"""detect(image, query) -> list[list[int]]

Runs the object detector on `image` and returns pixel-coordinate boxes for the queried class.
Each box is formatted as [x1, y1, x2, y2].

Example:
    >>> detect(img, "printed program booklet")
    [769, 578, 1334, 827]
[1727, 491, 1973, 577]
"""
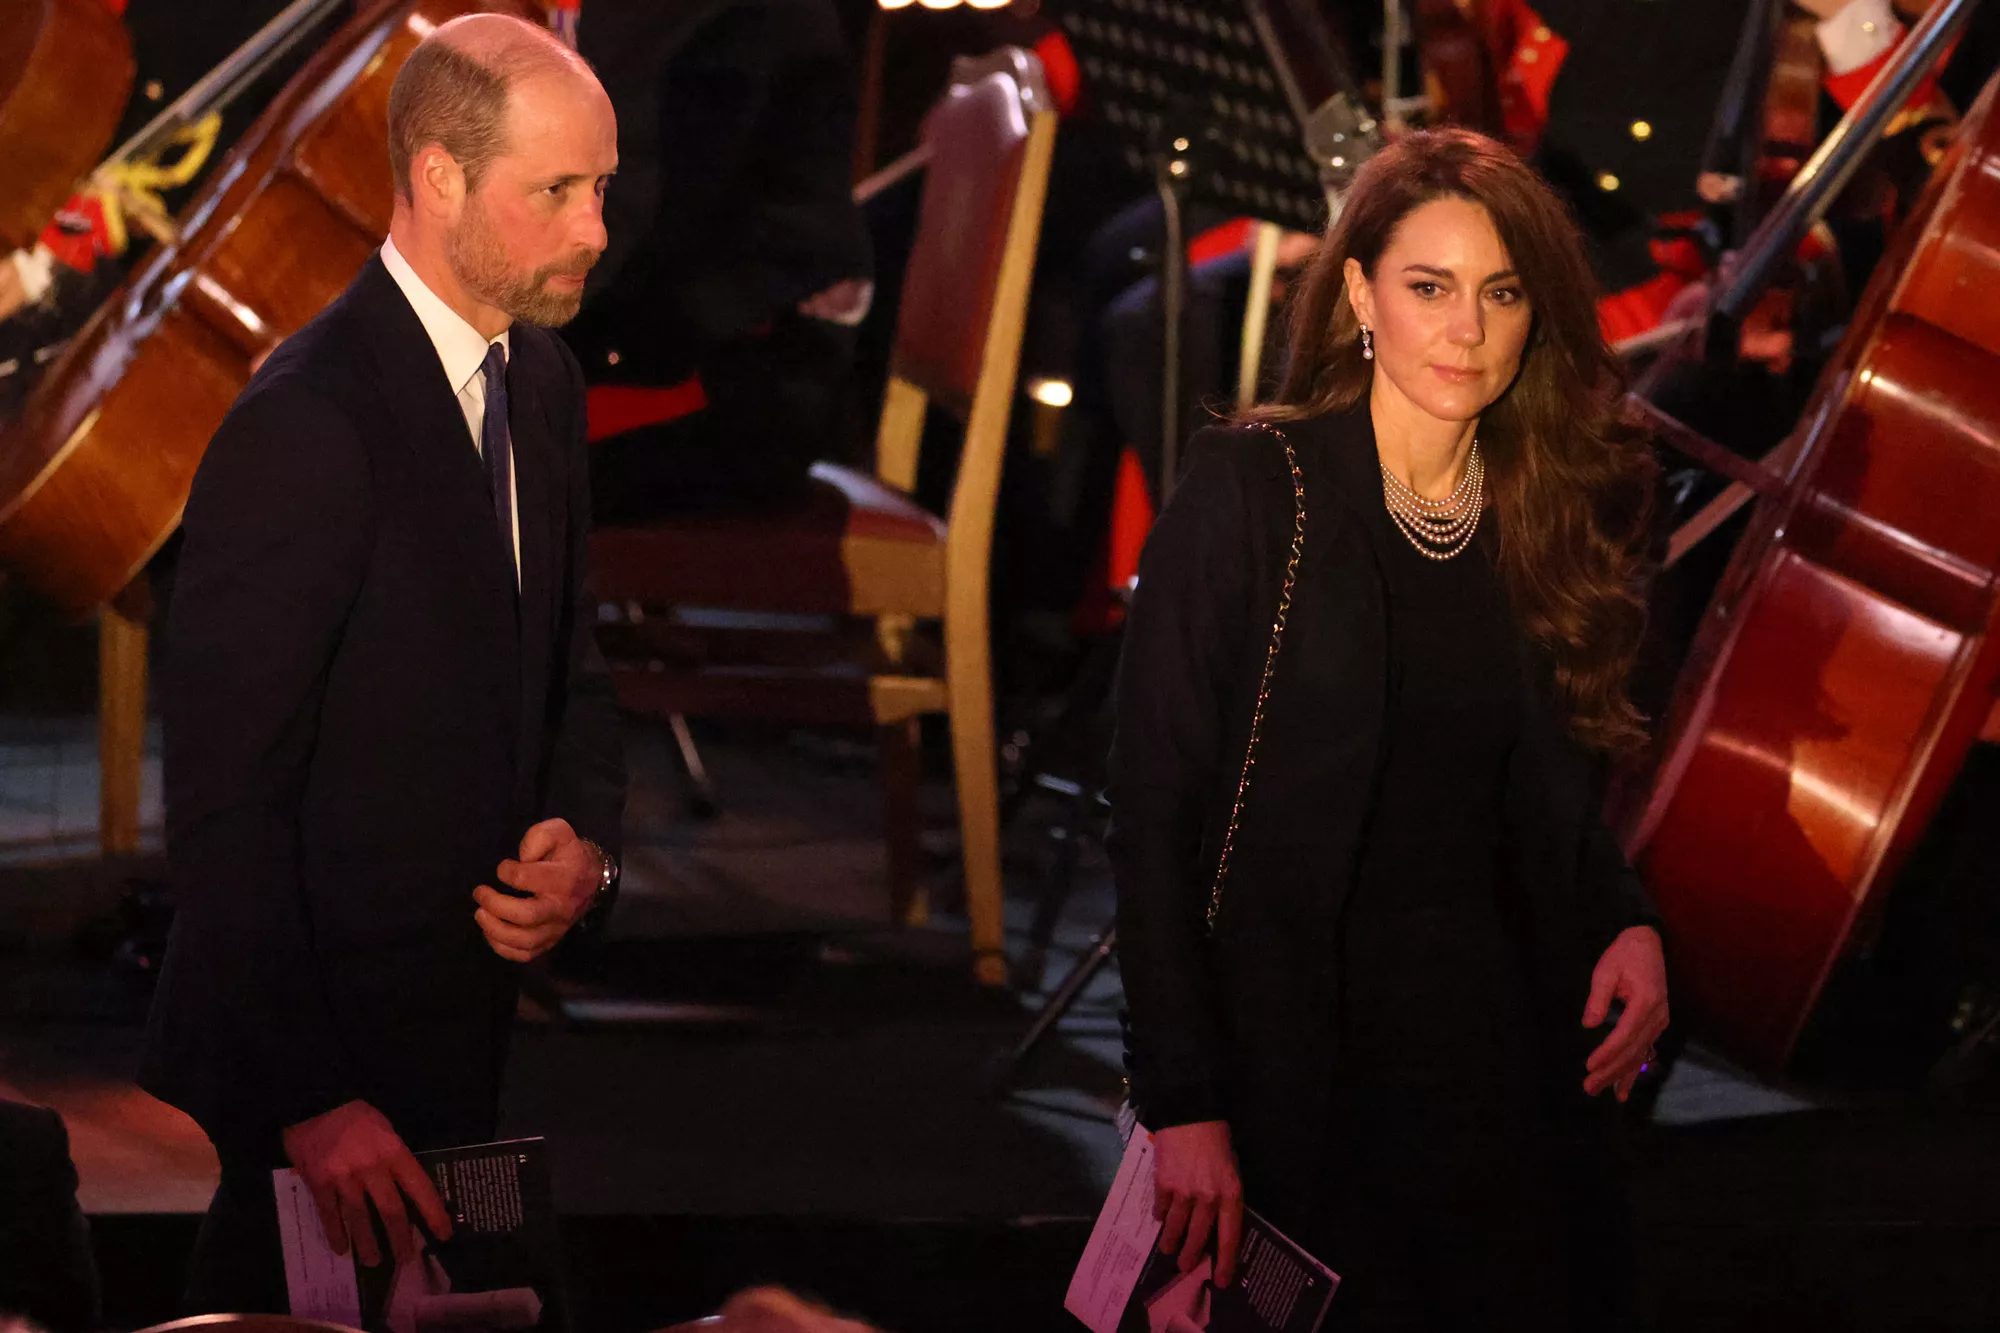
[276, 1137, 569, 1333]
[1066, 1121, 1339, 1333]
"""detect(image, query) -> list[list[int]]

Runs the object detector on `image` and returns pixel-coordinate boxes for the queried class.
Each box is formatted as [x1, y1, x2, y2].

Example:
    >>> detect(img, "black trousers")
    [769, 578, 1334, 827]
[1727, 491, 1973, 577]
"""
[184, 1161, 291, 1316]
[1285, 1079, 1634, 1333]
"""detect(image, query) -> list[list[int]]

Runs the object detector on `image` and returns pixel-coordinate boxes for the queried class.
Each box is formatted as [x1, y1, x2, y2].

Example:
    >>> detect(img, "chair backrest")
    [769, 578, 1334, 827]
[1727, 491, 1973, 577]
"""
[889, 49, 1053, 416]
[872, 47, 1055, 592]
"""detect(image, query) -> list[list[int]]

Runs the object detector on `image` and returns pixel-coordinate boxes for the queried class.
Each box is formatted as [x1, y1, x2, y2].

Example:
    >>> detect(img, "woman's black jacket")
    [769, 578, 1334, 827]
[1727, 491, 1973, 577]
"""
[1106, 407, 1657, 1204]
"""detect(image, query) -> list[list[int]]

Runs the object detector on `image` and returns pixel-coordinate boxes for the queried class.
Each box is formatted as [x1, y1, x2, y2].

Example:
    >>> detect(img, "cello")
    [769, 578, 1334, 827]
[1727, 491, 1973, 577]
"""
[0, 0, 133, 255]
[1624, 40, 2000, 1072]
[0, 0, 538, 617]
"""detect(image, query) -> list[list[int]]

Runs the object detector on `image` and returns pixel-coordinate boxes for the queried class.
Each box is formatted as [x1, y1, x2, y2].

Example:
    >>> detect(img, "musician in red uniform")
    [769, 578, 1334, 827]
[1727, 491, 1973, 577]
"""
[2, 0, 328, 412]
[559, 0, 873, 520]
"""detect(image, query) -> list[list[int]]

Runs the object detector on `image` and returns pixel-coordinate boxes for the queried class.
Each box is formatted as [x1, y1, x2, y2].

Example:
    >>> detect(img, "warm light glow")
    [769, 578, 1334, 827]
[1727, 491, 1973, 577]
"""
[917, 0, 959, 8]
[876, 0, 916, 8]
[1630, 119, 1653, 141]
[1028, 378, 1074, 408]
[968, 0, 1012, 7]
[1596, 172, 1621, 192]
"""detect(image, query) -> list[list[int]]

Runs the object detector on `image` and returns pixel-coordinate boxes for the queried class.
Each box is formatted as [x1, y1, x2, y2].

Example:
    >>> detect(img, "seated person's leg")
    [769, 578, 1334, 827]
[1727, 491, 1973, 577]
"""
[1101, 252, 1253, 504]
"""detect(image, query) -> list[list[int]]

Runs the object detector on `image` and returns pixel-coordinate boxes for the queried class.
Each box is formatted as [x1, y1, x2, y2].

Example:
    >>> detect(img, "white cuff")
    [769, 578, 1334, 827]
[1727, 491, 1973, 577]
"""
[1815, 0, 1902, 76]
[797, 277, 874, 328]
[8, 244, 55, 304]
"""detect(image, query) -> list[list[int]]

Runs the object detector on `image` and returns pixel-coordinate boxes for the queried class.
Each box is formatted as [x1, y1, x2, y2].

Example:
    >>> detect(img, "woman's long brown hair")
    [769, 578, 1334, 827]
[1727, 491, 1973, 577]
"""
[1259, 128, 1657, 751]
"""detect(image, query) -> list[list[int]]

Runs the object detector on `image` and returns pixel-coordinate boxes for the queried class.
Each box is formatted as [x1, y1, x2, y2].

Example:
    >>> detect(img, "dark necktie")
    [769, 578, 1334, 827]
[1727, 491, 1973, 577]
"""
[479, 342, 515, 573]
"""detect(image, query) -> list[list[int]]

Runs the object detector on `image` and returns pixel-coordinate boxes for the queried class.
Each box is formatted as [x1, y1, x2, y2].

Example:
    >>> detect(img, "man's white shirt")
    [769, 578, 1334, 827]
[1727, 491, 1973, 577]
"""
[380, 235, 522, 585]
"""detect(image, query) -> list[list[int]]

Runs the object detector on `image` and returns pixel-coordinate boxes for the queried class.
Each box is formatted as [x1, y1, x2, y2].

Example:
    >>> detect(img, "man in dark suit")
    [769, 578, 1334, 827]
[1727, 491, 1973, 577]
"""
[560, 0, 873, 520]
[140, 13, 625, 1312]
[0, 1100, 99, 1333]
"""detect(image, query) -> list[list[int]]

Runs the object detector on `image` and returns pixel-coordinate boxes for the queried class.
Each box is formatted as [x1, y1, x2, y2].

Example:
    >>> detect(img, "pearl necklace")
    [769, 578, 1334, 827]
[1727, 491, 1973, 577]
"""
[1379, 442, 1484, 560]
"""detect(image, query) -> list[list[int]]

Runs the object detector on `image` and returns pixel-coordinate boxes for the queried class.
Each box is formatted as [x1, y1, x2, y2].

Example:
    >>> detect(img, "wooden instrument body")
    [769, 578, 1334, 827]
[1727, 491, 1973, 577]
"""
[1627, 73, 2000, 1071]
[0, 0, 134, 252]
[0, 0, 533, 615]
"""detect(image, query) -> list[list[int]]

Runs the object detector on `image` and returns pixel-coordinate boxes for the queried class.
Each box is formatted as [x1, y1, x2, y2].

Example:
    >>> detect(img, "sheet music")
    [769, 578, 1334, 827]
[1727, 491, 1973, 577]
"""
[275, 1167, 364, 1328]
[1065, 1128, 1165, 1333]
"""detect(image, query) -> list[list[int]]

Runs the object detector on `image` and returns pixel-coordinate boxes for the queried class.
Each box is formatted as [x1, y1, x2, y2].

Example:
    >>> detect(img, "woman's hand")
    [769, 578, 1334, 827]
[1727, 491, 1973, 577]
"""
[1152, 1120, 1245, 1286]
[1582, 925, 1670, 1101]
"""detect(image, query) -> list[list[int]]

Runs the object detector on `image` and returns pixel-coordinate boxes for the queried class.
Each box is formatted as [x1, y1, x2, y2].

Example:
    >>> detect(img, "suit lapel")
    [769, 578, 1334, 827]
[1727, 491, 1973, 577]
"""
[346, 258, 577, 824]
[351, 256, 522, 632]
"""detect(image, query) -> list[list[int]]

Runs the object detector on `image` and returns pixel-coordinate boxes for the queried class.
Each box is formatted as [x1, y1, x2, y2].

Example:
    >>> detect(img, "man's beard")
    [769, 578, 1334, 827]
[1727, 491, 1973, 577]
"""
[447, 198, 595, 327]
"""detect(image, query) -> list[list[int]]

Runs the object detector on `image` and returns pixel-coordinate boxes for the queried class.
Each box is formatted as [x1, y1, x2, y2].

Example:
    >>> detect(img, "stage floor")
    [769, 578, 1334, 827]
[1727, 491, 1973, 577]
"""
[0, 632, 1995, 1329]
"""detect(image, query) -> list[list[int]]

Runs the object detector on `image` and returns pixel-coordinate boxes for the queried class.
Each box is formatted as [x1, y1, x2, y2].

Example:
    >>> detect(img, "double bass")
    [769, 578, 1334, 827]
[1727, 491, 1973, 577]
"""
[1625, 55, 2000, 1072]
[0, 0, 537, 616]
[0, 0, 133, 254]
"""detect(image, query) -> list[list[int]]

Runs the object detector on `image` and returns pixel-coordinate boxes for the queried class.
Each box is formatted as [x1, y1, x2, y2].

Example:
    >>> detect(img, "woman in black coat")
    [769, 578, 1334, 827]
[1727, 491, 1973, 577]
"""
[1108, 129, 1670, 1332]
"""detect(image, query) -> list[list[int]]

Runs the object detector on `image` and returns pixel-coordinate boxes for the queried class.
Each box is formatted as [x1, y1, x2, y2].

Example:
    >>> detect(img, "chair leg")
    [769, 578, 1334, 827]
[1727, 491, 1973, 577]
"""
[881, 718, 927, 927]
[946, 632, 1007, 987]
[99, 599, 148, 858]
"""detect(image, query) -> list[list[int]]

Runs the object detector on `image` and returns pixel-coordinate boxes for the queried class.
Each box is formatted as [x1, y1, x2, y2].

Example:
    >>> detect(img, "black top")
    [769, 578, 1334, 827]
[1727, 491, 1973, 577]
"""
[1107, 409, 1657, 1220]
[1340, 509, 1536, 1089]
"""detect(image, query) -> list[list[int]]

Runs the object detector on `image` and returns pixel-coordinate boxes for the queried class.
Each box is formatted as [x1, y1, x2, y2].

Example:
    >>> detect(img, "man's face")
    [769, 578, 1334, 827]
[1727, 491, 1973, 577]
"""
[446, 70, 617, 327]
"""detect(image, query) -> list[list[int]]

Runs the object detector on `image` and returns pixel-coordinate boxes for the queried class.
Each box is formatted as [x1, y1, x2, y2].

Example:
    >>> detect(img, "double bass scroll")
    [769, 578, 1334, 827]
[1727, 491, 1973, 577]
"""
[0, 0, 538, 617]
[0, 0, 134, 254]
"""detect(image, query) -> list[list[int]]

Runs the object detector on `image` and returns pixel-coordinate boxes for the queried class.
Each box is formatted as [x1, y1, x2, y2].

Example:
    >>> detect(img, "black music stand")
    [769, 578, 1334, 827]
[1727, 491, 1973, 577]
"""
[997, 2, 1381, 1089]
[1055, 0, 1378, 496]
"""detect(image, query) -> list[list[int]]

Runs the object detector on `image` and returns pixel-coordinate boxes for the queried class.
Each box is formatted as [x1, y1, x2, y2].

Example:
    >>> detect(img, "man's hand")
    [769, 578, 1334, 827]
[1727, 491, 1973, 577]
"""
[472, 817, 600, 962]
[281, 1101, 453, 1267]
[1152, 1120, 1246, 1288]
[1582, 926, 1671, 1101]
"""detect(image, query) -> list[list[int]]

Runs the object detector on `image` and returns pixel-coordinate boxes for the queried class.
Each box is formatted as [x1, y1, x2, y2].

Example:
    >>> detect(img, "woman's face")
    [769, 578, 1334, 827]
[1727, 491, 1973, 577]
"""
[1343, 195, 1532, 427]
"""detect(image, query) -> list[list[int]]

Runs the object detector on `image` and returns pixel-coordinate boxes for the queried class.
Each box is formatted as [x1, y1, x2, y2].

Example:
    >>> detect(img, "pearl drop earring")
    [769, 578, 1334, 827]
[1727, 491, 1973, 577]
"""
[1360, 325, 1374, 361]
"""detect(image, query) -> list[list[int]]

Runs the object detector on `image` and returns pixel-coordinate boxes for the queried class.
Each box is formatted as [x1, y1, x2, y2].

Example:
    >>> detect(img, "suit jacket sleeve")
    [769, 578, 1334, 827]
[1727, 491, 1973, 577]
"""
[539, 338, 627, 870]
[1106, 429, 1259, 1129]
[1578, 766, 1662, 952]
[0, 1101, 100, 1333]
[147, 374, 370, 1144]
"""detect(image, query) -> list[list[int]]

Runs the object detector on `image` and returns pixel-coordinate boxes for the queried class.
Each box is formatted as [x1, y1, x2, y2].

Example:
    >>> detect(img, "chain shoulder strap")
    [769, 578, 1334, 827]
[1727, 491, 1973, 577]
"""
[1206, 421, 1307, 934]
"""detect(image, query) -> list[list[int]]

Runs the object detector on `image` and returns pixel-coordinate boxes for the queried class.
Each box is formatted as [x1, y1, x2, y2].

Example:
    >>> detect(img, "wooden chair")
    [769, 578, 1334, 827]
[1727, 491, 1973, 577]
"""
[588, 50, 1057, 986]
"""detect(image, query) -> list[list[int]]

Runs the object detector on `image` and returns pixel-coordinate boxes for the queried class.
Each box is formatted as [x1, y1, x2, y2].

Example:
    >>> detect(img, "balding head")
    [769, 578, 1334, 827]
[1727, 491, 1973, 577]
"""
[387, 13, 592, 201]
[382, 13, 615, 334]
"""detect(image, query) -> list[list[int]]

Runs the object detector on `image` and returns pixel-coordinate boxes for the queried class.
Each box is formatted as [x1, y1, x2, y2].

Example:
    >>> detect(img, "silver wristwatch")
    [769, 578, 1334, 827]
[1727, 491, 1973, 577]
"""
[578, 836, 618, 913]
